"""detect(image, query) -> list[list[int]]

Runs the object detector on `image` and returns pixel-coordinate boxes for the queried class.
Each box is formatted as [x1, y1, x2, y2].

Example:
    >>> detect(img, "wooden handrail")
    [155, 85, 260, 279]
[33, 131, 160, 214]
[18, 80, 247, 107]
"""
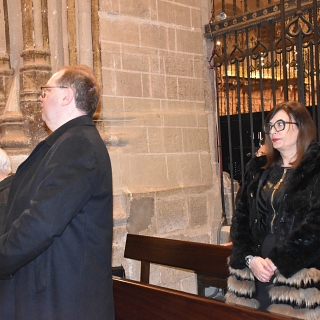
[113, 277, 298, 320]
[124, 233, 232, 286]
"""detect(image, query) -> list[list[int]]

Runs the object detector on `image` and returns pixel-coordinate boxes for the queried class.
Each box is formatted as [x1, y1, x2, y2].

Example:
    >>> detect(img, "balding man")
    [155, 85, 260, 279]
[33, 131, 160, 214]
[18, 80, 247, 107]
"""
[0, 66, 114, 320]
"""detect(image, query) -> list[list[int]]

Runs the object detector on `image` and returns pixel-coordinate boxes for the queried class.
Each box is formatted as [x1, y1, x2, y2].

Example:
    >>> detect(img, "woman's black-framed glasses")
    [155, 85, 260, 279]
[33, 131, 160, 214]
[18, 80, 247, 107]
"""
[40, 86, 68, 99]
[263, 119, 298, 134]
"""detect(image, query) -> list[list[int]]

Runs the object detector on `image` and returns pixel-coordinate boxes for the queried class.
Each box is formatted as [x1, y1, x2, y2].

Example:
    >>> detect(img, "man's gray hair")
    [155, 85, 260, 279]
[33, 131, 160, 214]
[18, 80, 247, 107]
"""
[0, 148, 12, 175]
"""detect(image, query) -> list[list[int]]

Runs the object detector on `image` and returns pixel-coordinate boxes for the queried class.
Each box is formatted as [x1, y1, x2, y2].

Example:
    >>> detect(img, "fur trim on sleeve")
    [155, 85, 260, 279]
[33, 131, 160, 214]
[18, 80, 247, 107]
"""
[225, 266, 260, 309]
[267, 268, 320, 320]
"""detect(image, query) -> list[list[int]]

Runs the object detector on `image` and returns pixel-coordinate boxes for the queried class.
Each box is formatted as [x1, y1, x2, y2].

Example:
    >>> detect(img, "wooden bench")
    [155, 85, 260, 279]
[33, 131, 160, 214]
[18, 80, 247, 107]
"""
[124, 233, 232, 297]
[113, 277, 298, 320]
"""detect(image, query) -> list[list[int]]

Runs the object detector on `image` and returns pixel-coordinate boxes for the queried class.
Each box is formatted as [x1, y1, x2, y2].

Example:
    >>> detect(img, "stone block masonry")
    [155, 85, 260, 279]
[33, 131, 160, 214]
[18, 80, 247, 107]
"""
[100, 0, 222, 294]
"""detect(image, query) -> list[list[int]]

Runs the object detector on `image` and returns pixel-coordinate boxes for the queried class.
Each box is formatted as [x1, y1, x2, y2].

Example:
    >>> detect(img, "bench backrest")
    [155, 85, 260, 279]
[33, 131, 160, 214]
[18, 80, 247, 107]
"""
[113, 277, 297, 320]
[124, 233, 232, 289]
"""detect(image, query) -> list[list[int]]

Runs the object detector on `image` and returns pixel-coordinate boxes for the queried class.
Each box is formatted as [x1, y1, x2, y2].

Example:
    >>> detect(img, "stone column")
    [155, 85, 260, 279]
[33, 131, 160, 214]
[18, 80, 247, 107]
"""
[0, 0, 13, 114]
[0, 75, 29, 158]
[91, 0, 101, 85]
[77, 0, 93, 67]
[0, 0, 29, 162]
[20, 0, 52, 149]
[91, 0, 102, 120]
[67, 0, 77, 65]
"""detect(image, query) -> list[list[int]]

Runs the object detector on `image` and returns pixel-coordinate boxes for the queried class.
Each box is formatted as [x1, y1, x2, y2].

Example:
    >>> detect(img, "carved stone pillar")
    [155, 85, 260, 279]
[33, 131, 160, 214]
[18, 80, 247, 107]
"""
[0, 0, 29, 156]
[0, 57, 13, 115]
[91, 0, 102, 120]
[19, 0, 52, 149]
[0, 74, 29, 155]
[0, 0, 13, 114]
[67, 0, 77, 65]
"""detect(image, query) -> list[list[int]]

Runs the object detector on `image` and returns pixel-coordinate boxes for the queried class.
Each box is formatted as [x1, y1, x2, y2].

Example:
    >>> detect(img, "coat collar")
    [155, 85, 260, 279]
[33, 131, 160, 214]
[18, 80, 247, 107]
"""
[45, 115, 94, 147]
[248, 143, 320, 174]
[247, 143, 320, 194]
[297, 143, 320, 173]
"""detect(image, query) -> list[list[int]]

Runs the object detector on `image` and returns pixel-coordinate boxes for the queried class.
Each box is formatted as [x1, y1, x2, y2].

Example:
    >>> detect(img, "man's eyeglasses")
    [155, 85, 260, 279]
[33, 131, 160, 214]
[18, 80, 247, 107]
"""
[40, 86, 68, 99]
[263, 119, 298, 134]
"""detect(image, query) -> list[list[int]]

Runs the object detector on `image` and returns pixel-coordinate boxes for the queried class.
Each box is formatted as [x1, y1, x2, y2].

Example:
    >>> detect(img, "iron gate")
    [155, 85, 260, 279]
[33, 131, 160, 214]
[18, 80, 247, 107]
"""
[205, 0, 320, 230]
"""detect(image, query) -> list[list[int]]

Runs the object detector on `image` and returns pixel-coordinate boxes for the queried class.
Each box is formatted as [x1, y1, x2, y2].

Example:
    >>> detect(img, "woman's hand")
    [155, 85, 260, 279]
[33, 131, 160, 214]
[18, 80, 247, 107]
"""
[265, 258, 277, 272]
[220, 242, 232, 246]
[250, 257, 276, 283]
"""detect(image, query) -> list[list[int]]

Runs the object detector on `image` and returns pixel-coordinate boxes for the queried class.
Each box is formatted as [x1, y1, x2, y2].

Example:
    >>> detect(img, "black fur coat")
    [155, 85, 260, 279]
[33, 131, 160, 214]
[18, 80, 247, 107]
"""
[226, 143, 320, 319]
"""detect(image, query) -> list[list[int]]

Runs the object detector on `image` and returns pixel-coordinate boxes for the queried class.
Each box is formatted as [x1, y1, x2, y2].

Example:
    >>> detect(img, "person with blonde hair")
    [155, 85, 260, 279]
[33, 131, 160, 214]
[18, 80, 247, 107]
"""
[0, 148, 12, 180]
[0, 148, 13, 231]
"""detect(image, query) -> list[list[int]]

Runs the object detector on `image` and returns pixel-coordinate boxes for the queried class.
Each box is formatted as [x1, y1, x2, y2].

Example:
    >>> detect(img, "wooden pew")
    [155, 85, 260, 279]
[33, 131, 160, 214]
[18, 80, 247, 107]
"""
[113, 277, 298, 320]
[124, 233, 232, 296]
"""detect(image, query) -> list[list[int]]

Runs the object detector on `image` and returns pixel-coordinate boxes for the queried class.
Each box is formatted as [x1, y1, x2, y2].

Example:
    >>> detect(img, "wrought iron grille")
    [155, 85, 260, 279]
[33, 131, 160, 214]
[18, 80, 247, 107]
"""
[205, 0, 320, 225]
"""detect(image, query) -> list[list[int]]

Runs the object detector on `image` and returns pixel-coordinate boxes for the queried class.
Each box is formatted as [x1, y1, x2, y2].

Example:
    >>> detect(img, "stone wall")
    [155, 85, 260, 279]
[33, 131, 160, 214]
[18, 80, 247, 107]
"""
[100, 0, 222, 293]
[0, 0, 223, 295]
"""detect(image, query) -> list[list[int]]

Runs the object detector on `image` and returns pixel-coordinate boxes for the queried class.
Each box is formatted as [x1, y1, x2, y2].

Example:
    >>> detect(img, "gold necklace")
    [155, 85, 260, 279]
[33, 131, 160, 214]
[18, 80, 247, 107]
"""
[270, 168, 287, 233]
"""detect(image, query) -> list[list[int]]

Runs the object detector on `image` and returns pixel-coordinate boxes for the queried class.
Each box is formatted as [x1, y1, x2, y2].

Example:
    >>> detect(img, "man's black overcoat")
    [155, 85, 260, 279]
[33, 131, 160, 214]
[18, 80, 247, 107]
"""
[0, 116, 114, 320]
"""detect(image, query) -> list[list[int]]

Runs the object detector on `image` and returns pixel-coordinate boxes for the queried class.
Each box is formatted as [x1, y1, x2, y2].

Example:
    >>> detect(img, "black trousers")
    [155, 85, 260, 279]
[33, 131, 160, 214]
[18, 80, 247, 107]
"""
[256, 233, 276, 311]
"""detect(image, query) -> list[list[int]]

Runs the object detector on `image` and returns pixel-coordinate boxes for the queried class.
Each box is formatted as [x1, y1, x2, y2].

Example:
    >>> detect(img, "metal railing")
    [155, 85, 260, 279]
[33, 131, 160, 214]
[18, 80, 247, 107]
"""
[205, 0, 320, 234]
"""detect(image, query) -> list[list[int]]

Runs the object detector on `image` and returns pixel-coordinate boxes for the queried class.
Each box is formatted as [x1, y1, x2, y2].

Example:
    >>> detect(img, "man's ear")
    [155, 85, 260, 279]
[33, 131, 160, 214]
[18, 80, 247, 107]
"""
[61, 87, 74, 106]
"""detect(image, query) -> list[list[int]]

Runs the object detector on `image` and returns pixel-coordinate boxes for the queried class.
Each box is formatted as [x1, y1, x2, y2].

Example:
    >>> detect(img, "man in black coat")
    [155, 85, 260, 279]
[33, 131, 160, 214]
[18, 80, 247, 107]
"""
[0, 65, 114, 319]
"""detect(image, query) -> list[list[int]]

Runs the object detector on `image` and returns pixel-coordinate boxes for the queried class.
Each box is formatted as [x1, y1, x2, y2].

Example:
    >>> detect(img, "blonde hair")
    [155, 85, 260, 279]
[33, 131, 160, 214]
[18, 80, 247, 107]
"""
[0, 148, 12, 175]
